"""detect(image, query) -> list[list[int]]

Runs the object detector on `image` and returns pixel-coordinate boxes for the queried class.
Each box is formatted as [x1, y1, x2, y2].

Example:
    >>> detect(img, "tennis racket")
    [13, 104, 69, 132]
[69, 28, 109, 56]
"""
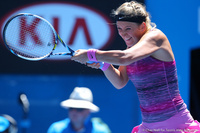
[3, 13, 104, 67]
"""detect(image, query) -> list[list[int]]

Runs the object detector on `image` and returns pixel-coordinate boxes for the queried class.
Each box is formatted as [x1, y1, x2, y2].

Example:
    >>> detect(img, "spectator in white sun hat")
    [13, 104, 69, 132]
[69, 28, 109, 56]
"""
[47, 87, 111, 133]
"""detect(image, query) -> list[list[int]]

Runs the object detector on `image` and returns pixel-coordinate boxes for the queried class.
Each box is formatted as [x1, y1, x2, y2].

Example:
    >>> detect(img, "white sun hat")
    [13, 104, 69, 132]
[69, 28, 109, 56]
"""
[60, 87, 99, 113]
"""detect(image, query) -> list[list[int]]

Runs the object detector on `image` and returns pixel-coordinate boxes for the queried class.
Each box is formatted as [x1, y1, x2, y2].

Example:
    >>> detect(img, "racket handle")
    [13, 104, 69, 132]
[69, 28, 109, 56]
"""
[87, 61, 110, 71]
[87, 61, 103, 68]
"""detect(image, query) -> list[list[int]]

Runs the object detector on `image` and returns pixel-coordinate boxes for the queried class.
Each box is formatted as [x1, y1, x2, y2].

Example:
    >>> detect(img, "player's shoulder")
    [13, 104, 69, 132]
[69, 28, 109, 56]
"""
[149, 28, 167, 40]
[143, 28, 168, 46]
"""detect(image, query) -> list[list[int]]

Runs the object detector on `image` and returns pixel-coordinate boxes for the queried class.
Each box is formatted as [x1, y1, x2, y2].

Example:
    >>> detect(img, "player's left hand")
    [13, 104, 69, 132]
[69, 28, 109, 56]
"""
[86, 62, 101, 69]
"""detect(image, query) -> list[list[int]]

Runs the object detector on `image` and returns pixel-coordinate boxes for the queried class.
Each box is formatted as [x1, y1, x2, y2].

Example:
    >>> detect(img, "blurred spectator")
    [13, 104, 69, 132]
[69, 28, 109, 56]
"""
[0, 114, 18, 133]
[47, 87, 111, 133]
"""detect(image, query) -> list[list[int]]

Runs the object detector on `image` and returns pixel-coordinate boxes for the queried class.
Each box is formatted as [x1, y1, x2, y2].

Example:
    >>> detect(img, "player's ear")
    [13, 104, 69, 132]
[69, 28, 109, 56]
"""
[138, 22, 146, 32]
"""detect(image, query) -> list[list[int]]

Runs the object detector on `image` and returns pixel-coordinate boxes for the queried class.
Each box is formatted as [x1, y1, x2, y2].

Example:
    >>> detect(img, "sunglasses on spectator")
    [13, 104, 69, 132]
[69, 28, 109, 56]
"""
[69, 108, 88, 112]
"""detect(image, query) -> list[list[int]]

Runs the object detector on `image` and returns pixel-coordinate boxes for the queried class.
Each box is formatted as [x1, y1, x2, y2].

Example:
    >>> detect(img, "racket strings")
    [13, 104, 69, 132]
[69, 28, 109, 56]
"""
[8, 45, 41, 59]
[4, 14, 56, 60]
[19, 17, 42, 45]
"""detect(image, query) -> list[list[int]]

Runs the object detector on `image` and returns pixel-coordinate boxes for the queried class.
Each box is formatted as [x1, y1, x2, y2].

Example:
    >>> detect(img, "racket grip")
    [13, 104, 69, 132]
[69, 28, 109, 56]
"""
[87, 61, 110, 71]
[87, 61, 103, 68]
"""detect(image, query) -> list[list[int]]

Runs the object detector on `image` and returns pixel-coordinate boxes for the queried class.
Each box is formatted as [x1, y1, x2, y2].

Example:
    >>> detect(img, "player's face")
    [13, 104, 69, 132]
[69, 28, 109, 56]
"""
[68, 108, 90, 125]
[116, 21, 144, 48]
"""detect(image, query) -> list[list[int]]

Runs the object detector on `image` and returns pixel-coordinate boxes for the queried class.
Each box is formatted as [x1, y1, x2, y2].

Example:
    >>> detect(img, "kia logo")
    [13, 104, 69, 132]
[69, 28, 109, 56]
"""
[0, 2, 115, 60]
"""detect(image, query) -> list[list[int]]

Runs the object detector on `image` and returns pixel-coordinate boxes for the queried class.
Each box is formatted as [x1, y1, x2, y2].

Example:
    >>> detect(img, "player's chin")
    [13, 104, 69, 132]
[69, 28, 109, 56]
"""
[126, 44, 133, 49]
[125, 42, 132, 48]
[126, 42, 136, 49]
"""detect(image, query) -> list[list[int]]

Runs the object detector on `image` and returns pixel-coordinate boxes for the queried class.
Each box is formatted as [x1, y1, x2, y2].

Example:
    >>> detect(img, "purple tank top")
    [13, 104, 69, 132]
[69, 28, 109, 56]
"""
[126, 56, 187, 123]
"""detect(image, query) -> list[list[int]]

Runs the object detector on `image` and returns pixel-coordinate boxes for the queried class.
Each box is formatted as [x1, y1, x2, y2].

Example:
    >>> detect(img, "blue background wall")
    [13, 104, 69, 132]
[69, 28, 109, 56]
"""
[146, 0, 200, 107]
[0, 74, 141, 133]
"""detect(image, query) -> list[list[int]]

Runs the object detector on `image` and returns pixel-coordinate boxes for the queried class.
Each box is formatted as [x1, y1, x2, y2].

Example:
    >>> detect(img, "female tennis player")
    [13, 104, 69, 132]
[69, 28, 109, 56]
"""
[71, 1, 200, 132]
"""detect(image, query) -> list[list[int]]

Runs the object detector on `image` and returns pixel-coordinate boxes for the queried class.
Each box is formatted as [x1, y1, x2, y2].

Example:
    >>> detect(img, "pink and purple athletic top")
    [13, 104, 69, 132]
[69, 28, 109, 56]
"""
[126, 56, 187, 123]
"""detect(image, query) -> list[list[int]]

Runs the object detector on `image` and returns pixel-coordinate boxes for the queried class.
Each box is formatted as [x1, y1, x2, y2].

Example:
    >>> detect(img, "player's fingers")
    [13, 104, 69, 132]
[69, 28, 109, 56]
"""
[86, 62, 100, 69]
[72, 50, 80, 57]
[71, 53, 79, 60]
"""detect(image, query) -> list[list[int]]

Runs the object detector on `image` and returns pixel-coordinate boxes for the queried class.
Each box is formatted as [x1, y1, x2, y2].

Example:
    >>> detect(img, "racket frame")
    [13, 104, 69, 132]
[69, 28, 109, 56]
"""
[3, 13, 75, 61]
